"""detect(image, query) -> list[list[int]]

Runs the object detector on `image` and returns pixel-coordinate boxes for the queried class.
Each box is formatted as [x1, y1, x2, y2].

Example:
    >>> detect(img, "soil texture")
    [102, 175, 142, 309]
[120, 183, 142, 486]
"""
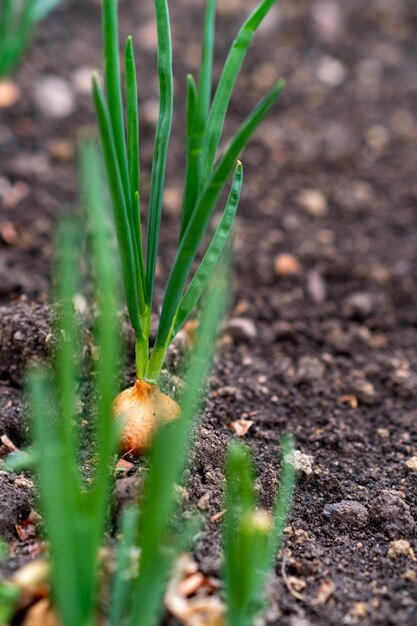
[1, 0, 417, 624]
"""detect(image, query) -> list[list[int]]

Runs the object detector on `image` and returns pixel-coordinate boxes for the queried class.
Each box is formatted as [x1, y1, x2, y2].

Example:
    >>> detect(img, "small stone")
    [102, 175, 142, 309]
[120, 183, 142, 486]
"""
[343, 292, 374, 320]
[297, 189, 328, 217]
[34, 76, 75, 118]
[369, 490, 415, 538]
[293, 528, 310, 544]
[350, 602, 368, 618]
[388, 539, 412, 559]
[402, 569, 417, 582]
[222, 318, 257, 342]
[351, 379, 378, 405]
[72, 66, 95, 94]
[285, 450, 314, 481]
[405, 456, 417, 473]
[295, 356, 325, 384]
[391, 369, 417, 399]
[377, 428, 390, 438]
[323, 500, 369, 529]
[316, 55, 346, 87]
[307, 270, 327, 303]
[13, 330, 25, 342]
[2, 222, 18, 246]
[274, 253, 301, 277]
[367, 124, 389, 152]
[0, 80, 20, 108]
[312, 0, 343, 43]
[48, 139, 74, 161]
[197, 492, 211, 510]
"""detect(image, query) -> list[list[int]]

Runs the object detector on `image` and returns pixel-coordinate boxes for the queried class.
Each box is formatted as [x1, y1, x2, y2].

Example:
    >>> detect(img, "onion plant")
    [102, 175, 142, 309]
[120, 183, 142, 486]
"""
[0, 142, 294, 626]
[0, 0, 62, 78]
[225, 438, 295, 626]
[93, 0, 285, 453]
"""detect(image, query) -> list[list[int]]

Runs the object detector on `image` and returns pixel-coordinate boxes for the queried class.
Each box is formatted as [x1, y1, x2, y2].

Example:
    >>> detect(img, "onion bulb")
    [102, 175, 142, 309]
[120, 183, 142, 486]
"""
[114, 379, 180, 456]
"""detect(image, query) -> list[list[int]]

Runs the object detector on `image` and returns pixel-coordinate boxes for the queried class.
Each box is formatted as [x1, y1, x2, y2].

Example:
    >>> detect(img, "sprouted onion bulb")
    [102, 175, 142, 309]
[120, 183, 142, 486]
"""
[114, 379, 180, 456]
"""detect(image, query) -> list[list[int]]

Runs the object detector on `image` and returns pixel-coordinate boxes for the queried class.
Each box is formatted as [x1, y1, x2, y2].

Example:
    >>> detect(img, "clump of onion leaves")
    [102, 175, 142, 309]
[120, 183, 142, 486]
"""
[93, 0, 285, 383]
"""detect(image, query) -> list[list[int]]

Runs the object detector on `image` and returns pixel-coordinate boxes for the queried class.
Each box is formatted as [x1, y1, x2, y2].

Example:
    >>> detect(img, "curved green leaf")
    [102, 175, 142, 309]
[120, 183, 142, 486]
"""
[147, 162, 242, 379]
[172, 171, 241, 338]
[200, 0, 277, 181]
[152, 80, 284, 364]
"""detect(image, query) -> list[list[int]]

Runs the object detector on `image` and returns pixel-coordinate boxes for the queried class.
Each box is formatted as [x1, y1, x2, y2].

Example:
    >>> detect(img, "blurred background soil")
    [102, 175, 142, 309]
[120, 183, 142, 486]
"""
[1, 1, 417, 624]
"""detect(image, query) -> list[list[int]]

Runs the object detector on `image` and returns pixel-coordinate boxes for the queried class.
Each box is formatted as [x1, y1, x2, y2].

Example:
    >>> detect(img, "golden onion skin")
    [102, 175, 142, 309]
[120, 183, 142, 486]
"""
[114, 379, 180, 456]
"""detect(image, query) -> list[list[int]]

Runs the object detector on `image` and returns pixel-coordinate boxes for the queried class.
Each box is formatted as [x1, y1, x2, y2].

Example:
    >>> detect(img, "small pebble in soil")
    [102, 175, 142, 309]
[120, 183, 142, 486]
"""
[323, 500, 369, 529]
[351, 379, 378, 405]
[316, 55, 347, 87]
[274, 253, 301, 277]
[312, 0, 343, 43]
[350, 602, 368, 619]
[403, 570, 417, 582]
[222, 317, 257, 342]
[343, 292, 374, 320]
[72, 66, 95, 94]
[390, 368, 417, 399]
[295, 356, 325, 384]
[306, 270, 327, 303]
[296, 188, 328, 217]
[48, 139, 74, 161]
[285, 450, 314, 481]
[0, 80, 20, 108]
[387, 539, 413, 559]
[405, 456, 417, 473]
[369, 490, 415, 538]
[34, 76, 76, 118]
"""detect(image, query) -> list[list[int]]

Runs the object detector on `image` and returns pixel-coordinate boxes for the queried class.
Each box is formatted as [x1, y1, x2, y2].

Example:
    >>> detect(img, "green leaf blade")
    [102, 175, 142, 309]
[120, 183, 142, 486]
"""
[125, 36, 140, 203]
[214, 79, 285, 183]
[172, 172, 240, 338]
[92, 75, 144, 335]
[200, 0, 277, 181]
[145, 0, 174, 305]
[103, 0, 130, 204]
[198, 0, 217, 121]
[125, 36, 147, 306]
[131, 277, 227, 626]
[148, 162, 242, 379]
[180, 74, 199, 239]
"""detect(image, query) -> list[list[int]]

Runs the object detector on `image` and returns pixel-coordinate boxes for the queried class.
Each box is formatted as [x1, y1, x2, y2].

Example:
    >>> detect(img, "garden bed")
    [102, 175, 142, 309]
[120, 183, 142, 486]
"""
[1, 0, 417, 624]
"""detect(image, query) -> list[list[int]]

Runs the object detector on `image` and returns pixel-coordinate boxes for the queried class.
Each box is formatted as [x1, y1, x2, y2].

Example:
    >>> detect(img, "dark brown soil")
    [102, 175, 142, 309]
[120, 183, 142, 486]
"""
[1, 0, 417, 624]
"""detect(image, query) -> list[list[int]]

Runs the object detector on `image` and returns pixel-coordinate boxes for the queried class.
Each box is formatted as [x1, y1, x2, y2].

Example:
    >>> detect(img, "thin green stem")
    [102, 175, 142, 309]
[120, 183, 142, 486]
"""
[135, 336, 149, 380]
[103, 0, 130, 204]
[145, 344, 167, 383]
[145, 0, 174, 306]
